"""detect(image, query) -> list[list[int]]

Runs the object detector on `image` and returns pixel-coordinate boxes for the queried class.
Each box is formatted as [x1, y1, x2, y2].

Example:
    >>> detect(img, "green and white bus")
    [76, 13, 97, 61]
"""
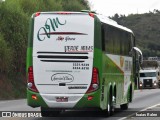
[26, 11, 142, 116]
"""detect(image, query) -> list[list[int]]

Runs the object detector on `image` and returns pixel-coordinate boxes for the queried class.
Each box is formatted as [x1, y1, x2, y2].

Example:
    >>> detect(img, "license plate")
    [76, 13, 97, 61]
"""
[56, 97, 68, 102]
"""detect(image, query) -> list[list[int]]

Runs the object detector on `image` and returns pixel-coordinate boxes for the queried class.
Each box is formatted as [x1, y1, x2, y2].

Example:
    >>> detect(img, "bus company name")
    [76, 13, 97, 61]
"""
[37, 17, 66, 41]
[51, 73, 74, 83]
[64, 46, 93, 52]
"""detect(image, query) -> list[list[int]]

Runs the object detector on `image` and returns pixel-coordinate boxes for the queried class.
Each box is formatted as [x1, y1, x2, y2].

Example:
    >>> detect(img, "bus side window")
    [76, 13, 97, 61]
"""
[104, 25, 114, 54]
[102, 24, 133, 56]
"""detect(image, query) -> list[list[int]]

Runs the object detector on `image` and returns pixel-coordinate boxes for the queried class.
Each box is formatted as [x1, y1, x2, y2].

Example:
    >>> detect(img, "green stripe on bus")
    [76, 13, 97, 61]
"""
[26, 47, 33, 71]
[28, 16, 34, 47]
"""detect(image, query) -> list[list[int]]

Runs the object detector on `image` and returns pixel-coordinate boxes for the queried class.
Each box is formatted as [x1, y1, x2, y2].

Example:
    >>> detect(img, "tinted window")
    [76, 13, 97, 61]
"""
[101, 23, 133, 56]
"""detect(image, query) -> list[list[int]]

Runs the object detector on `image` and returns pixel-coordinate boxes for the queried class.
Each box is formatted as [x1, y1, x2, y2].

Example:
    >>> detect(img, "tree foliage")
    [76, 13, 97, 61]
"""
[0, 34, 12, 73]
[111, 10, 160, 58]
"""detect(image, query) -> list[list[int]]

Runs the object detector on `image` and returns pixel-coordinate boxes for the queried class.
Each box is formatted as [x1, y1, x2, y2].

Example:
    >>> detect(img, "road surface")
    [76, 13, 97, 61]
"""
[0, 89, 160, 120]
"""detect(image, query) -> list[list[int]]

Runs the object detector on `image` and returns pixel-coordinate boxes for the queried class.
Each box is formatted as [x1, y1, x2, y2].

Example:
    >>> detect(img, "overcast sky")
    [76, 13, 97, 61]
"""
[88, 0, 160, 16]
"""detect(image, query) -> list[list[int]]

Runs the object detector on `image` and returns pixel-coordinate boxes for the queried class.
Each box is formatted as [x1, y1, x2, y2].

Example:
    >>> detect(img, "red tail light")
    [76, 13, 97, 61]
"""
[89, 13, 94, 18]
[35, 12, 40, 17]
[28, 66, 39, 92]
[86, 67, 99, 93]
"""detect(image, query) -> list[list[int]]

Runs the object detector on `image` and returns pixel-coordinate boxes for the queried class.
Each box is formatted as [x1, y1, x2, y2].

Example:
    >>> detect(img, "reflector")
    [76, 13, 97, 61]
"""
[87, 96, 93, 101]
[32, 94, 38, 100]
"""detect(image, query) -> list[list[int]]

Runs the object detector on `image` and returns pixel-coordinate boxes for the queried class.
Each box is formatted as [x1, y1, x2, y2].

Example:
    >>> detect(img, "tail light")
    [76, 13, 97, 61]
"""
[27, 66, 39, 92]
[35, 12, 40, 17]
[89, 13, 94, 18]
[86, 67, 99, 93]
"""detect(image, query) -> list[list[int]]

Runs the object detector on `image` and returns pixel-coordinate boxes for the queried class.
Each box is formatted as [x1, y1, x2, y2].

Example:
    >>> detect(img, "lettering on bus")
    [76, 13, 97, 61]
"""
[73, 63, 90, 70]
[51, 73, 74, 83]
[124, 60, 132, 71]
[120, 56, 124, 68]
[65, 36, 76, 42]
[56, 36, 64, 41]
[37, 17, 66, 41]
[56, 36, 76, 42]
[65, 46, 79, 52]
[64, 46, 93, 52]
[101, 79, 105, 101]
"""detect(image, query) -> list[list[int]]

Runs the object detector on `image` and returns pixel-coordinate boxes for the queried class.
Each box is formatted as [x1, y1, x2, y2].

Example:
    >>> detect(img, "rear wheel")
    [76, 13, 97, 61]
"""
[105, 92, 115, 116]
[110, 95, 115, 115]
[41, 107, 61, 117]
[107, 101, 111, 116]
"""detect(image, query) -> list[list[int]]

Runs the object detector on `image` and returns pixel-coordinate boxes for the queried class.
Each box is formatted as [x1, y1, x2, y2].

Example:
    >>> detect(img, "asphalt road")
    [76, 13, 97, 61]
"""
[1, 89, 160, 120]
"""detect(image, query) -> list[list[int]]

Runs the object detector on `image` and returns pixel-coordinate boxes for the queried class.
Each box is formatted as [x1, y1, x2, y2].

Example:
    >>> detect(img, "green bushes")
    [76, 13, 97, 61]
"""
[0, 34, 12, 73]
[111, 11, 160, 57]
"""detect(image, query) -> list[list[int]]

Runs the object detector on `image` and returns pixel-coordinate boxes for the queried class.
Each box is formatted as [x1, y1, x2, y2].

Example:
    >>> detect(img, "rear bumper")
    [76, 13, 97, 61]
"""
[27, 89, 48, 108]
[41, 93, 84, 108]
[27, 89, 101, 109]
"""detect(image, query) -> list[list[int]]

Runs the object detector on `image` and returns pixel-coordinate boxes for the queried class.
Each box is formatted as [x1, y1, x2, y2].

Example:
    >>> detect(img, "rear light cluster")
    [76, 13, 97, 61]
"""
[86, 67, 99, 93]
[35, 12, 40, 17]
[89, 13, 94, 18]
[27, 66, 39, 92]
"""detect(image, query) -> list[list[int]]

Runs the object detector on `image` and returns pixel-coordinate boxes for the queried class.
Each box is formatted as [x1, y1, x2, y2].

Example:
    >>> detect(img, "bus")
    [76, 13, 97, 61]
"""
[26, 11, 143, 117]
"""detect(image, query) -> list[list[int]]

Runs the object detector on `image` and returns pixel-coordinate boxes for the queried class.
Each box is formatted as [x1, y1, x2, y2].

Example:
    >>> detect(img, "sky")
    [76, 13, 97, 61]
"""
[88, 0, 160, 16]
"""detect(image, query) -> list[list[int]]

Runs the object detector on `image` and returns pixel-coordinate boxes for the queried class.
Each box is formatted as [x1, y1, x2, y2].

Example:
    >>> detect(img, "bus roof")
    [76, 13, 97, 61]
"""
[97, 14, 133, 34]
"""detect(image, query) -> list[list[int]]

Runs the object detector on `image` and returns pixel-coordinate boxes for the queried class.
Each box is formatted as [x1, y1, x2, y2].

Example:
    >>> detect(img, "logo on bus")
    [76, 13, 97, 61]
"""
[37, 17, 66, 41]
[51, 73, 74, 83]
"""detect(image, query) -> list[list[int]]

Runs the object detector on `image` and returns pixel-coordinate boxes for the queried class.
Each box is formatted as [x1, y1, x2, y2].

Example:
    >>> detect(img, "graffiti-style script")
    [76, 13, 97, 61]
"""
[37, 17, 66, 41]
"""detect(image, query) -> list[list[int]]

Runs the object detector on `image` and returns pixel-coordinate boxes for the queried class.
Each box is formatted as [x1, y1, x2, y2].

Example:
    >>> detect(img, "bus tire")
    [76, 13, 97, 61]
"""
[111, 95, 115, 114]
[107, 91, 115, 116]
[41, 107, 61, 117]
[120, 103, 128, 110]
[107, 101, 111, 116]
[129, 85, 132, 102]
